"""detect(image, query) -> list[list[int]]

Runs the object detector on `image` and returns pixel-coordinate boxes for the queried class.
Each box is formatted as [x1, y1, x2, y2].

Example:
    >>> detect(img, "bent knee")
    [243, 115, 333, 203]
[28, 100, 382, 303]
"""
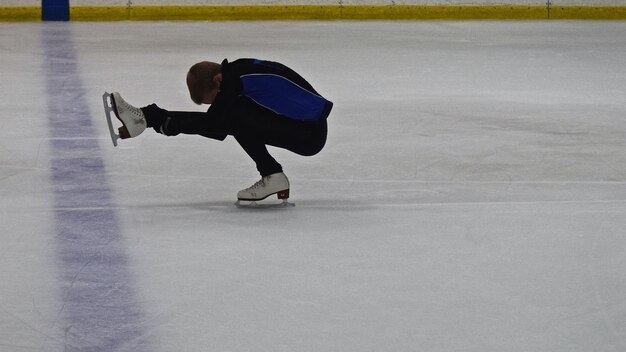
[298, 137, 326, 156]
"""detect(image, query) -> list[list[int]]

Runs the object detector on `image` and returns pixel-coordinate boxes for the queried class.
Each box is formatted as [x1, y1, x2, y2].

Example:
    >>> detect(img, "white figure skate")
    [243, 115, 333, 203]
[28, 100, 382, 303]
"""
[235, 172, 295, 208]
[102, 92, 147, 147]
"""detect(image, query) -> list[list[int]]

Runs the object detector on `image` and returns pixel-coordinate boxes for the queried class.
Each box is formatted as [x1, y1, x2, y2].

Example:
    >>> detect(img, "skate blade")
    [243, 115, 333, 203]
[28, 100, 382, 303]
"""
[235, 199, 295, 209]
[102, 92, 120, 147]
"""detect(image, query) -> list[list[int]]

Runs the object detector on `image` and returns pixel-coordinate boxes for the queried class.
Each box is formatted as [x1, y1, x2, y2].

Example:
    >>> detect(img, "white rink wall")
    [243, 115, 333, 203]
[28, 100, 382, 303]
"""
[69, 0, 547, 5]
[2, 0, 626, 6]
[71, 0, 626, 5]
[0, 0, 39, 5]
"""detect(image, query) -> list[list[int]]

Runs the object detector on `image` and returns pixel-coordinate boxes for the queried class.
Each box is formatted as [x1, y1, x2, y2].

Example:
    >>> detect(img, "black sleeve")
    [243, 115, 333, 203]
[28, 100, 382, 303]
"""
[160, 94, 230, 141]
[159, 111, 226, 141]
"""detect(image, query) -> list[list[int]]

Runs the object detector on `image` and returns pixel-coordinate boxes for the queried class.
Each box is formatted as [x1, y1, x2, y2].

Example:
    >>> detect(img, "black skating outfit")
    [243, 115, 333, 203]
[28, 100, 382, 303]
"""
[142, 58, 333, 177]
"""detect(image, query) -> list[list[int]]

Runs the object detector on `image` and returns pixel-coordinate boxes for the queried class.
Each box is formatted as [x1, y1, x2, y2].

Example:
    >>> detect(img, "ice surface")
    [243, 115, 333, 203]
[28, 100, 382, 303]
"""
[0, 21, 625, 352]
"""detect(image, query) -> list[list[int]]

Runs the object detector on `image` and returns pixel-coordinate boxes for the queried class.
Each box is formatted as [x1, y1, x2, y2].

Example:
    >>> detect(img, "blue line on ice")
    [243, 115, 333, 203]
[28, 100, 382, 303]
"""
[43, 24, 150, 352]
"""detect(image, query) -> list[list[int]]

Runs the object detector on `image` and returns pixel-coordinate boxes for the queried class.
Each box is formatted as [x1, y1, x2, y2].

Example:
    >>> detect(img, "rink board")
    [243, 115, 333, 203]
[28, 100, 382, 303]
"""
[2, 5, 626, 21]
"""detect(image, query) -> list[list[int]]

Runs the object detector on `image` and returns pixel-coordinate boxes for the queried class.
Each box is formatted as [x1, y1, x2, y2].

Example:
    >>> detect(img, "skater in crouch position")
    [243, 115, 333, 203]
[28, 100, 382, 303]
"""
[109, 58, 332, 203]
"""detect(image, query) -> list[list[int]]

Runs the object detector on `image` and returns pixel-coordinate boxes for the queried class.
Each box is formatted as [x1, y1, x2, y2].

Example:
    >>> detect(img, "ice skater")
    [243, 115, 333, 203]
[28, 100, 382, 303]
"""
[104, 58, 333, 206]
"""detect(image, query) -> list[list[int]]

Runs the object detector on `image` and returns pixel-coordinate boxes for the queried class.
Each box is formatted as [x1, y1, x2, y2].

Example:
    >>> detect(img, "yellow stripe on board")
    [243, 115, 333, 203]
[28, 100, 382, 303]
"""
[71, 5, 626, 21]
[70, 5, 550, 21]
[2, 5, 626, 22]
[550, 6, 626, 20]
[0, 6, 40, 22]
[340, 5, 548, 20]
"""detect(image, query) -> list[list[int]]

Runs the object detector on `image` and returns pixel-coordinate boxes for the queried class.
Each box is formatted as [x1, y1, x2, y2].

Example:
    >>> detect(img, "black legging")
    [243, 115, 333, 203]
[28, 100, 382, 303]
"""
[143, 100, 327, 176]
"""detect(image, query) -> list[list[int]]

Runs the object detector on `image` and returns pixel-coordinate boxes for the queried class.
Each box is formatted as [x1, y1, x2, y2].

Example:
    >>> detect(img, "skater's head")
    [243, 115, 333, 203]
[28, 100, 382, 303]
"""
[187, 61, 222, 105]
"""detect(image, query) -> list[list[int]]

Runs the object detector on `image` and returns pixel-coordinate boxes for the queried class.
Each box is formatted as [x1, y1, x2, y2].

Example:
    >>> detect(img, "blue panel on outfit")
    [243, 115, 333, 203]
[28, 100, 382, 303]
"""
[241, 74, 326, 122]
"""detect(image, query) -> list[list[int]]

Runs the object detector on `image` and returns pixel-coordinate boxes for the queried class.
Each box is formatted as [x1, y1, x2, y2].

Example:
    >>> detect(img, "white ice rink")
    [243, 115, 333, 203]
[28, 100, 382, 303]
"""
[1, 20, 625, 352]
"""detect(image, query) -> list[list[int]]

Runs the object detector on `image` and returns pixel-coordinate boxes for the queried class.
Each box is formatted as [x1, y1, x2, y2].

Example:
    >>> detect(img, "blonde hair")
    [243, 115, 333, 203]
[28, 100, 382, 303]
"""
[186, 61, 222, 105]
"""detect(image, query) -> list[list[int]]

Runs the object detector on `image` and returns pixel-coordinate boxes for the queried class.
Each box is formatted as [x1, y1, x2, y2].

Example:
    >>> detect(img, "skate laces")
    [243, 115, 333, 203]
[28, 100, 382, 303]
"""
[126, 105, 144, 121]
[118, 97, 144, 121]
[246, 178, 267, 191]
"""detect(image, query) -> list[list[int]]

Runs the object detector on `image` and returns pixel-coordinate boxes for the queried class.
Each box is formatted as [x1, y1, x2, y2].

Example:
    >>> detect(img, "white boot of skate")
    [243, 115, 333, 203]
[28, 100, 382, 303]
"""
[236, 172, 294, 208]
[109, 92, 147, 140]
